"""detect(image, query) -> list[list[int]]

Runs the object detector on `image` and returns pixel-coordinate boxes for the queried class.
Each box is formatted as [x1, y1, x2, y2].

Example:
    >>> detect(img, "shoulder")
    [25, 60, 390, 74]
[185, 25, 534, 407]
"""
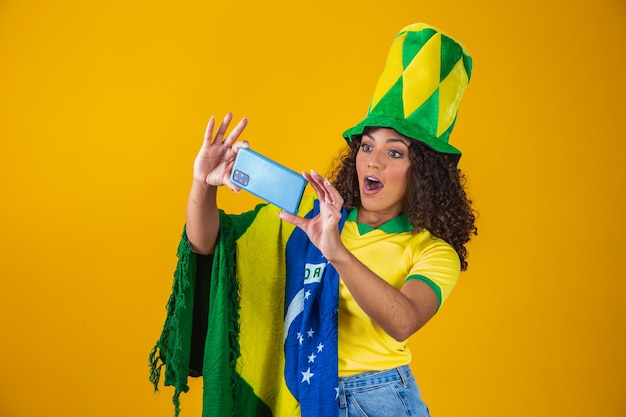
[409, 229, 459, 261]
[405, 229, 461, 306]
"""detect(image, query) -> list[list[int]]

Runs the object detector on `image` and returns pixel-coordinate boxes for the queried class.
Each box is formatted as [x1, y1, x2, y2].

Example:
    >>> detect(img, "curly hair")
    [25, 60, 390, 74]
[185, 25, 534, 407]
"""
[328, 137, 478, 270]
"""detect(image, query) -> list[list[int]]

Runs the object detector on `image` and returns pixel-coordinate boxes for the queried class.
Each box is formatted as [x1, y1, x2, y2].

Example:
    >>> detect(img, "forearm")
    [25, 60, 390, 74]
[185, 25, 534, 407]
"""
[185, 179, 220, 255]
[328, 246, 435, 341]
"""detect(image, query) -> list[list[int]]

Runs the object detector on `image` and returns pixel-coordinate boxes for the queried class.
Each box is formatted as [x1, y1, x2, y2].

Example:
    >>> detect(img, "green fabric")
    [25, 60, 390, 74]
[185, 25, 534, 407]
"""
[440, 34, 464, 81]
[403, 29, 436, 68]
[233, 373, 273, 417]
[149, 210, 261, 417]
[405, 274, 443, 310]
[148, 232, 196, 415]
[201, 211, 241, 416]
[228, 203, 267, 239]
[204, 205, 276, 416]
[347, 208, 413, 234]
[149, 201, 304, 417]
[408, 87, 439, 138]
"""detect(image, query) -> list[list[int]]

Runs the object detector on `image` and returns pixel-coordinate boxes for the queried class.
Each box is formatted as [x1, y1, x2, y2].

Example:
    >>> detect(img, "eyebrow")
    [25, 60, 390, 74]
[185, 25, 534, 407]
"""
[363, 132, 411, 147]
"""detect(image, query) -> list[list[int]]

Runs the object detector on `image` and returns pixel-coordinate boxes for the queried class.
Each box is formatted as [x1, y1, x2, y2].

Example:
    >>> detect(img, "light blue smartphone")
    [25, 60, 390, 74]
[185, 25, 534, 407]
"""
[230, 147, 307, 214]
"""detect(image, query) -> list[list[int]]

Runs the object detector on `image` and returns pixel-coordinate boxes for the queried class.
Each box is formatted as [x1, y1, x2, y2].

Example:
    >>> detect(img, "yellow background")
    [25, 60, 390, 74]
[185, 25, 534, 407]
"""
[1, 1, 624, 416]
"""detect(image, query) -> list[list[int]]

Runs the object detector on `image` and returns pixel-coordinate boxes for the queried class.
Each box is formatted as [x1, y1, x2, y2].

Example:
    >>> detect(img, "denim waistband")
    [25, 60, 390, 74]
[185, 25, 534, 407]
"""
[339, 365, 412, 390]
[337, 365, 412, 408]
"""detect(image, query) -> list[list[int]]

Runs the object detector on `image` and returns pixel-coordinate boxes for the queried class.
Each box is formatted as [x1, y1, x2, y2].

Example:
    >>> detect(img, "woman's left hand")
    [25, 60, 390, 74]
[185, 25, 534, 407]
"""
[281, 171, 438, 341]
[278, 170, 346, 260]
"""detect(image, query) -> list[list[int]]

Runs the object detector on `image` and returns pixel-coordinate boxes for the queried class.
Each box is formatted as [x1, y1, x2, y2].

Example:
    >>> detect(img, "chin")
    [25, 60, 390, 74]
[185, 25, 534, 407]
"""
[359, 198, 382, 213]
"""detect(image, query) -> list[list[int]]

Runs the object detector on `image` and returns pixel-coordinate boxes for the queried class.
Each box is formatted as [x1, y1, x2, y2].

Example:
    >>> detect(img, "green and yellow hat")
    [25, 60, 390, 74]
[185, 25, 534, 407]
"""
[343, 23, 472, 161]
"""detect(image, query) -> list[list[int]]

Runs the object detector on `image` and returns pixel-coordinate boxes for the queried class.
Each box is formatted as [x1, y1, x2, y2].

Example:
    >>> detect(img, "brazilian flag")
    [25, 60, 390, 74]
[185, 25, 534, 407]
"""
[149, 195, 343, 417]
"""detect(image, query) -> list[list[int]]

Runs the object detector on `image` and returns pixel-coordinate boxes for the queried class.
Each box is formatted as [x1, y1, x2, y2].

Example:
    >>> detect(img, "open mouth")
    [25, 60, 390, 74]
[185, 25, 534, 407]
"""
[364, 176, 383, 192]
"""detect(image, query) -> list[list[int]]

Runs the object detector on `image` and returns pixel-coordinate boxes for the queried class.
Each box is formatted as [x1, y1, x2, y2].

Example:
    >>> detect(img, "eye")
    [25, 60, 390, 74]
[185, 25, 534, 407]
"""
[360, 143, 373, 153]
[388, 149, 404, 158]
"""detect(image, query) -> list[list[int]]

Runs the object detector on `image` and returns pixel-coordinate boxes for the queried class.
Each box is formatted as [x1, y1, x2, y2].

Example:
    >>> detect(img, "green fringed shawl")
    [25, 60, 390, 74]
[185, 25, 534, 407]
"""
[149, 210, 241, 416]
[149, 199, 308, 417]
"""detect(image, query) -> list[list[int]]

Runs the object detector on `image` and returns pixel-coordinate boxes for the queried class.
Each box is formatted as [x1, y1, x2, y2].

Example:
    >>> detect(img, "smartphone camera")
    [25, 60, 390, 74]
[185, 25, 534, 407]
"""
[232, 169, 250, 186]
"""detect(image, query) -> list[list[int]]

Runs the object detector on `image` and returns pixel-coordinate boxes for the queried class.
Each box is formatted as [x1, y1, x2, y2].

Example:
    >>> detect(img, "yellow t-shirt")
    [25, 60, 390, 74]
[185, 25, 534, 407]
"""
[338, 209, 460, 376]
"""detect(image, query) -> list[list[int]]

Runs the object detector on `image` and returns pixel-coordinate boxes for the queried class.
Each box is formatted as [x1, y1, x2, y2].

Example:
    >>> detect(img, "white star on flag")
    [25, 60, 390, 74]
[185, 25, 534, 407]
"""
[316, 342, 324, 353]
[308, 352, 316, 363]
[301, 367, 314, 384]
[307, 328, 315, 338]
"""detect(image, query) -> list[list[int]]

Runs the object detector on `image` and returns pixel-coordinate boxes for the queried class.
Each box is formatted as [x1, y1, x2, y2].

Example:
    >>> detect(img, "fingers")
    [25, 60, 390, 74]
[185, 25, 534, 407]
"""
[303, 170, 327, 202]
[223, 116, 248, 146]
[202, 116, 216, 148]
[305, 170, 344, 209]
[205, 113, 248, 147]
[223, 178, 242, 193]
[231, 139, 250, 153]
[213, 113, 233, 143]
[277, 211, 306, 227]
[220, 154, 241, 192]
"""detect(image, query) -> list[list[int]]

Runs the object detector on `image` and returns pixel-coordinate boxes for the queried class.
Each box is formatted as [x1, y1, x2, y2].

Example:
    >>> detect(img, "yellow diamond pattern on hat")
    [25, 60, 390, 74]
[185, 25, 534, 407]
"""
[438, 58, 469, 137]
[370, 32, 407, 112]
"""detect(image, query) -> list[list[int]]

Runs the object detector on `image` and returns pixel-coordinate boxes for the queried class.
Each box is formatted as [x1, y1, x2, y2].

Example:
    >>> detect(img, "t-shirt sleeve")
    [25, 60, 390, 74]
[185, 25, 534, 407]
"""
[405, 237, 461, 309]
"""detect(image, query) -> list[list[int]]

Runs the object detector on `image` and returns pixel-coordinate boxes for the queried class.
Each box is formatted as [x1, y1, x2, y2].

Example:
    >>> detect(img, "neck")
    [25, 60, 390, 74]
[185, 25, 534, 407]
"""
[356, 206, 401, 228]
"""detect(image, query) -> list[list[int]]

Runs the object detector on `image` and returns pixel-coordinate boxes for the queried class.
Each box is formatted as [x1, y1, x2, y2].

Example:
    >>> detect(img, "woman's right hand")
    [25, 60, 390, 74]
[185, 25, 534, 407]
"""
[193, 113, 249, 191]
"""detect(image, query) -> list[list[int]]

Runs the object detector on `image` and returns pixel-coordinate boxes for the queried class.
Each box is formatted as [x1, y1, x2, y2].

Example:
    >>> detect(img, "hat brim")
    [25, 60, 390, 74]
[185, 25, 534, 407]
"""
[342, 115, 462, 160]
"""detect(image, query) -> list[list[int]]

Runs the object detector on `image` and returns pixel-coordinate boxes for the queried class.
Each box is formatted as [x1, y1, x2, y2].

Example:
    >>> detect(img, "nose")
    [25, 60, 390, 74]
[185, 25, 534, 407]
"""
[367, 151, 383, 170]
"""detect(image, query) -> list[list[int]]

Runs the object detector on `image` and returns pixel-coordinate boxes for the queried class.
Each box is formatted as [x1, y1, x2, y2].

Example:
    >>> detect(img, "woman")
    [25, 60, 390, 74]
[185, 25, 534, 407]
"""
[150, 23, 476, 417]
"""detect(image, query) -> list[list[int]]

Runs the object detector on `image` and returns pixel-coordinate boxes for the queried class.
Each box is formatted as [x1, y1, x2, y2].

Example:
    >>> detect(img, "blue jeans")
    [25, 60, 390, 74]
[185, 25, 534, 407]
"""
[337, 365, 430, 417]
